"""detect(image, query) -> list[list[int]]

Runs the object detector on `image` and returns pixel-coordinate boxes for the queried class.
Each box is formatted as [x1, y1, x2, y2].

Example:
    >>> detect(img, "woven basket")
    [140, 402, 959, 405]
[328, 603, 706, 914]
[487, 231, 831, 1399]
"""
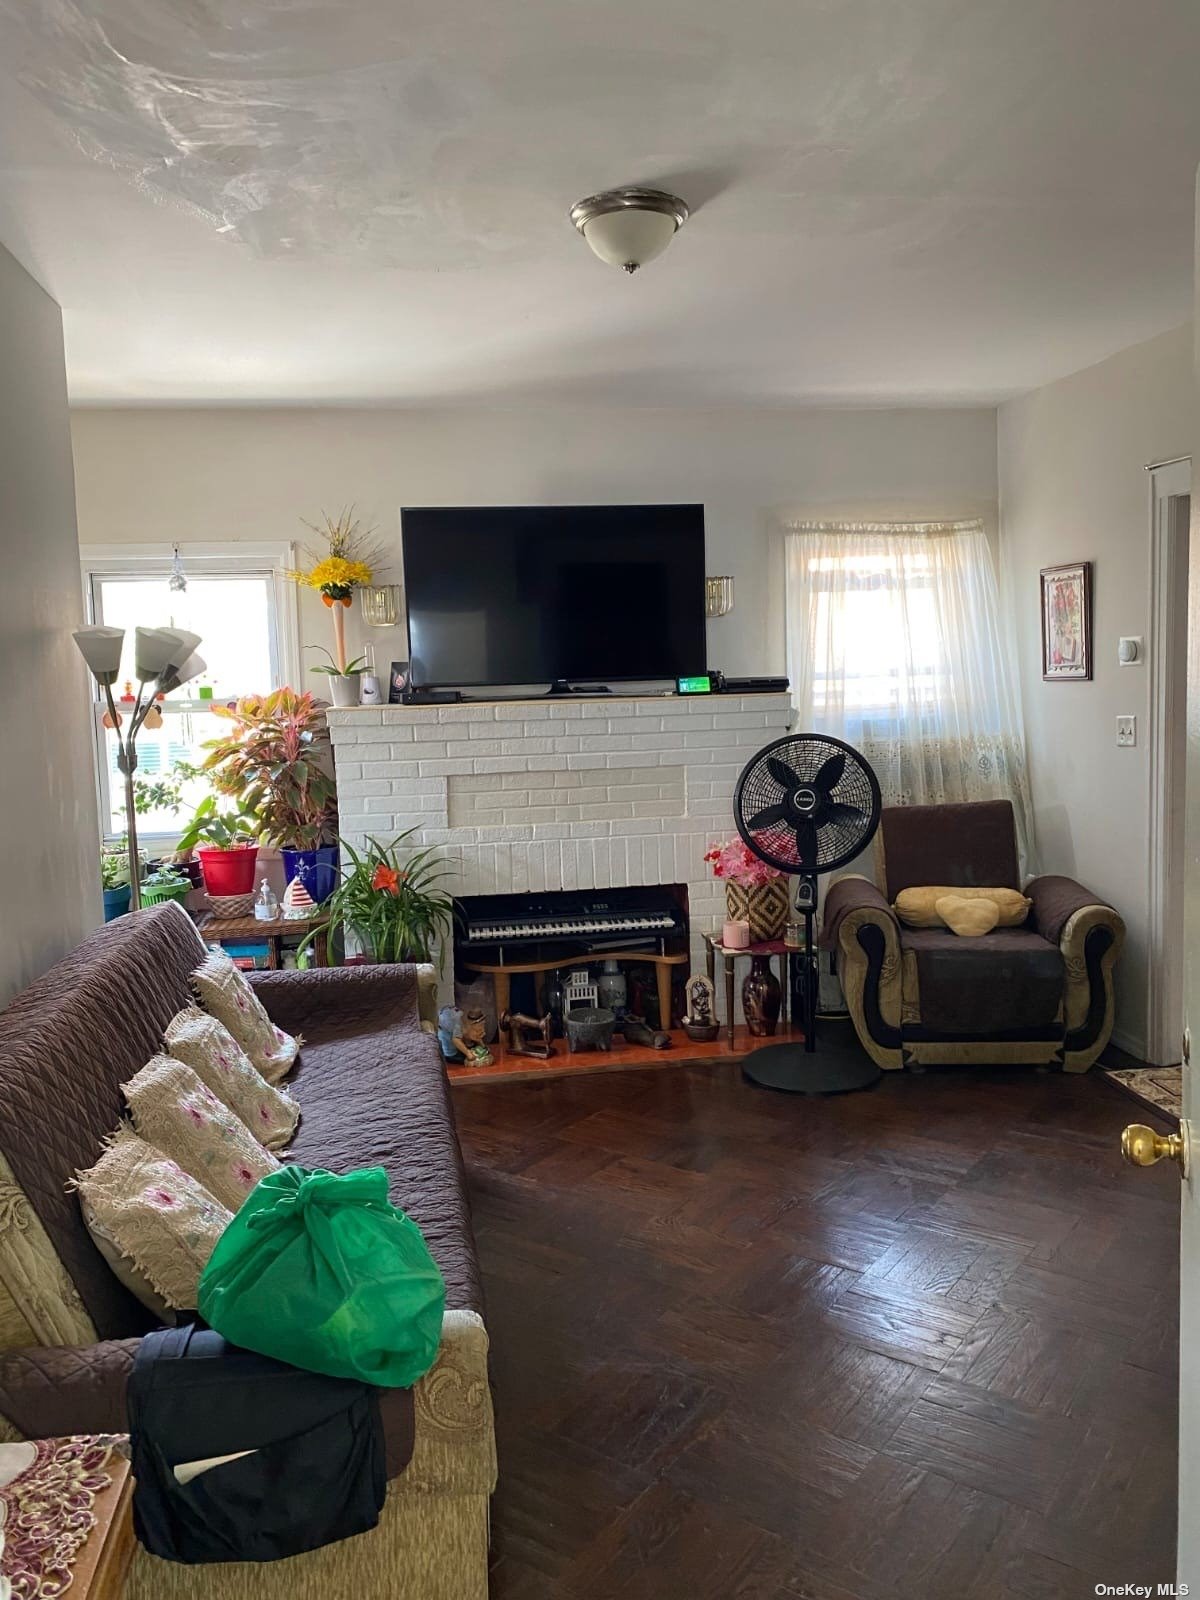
[724, 880, 789, 943]
[205, 892, 256, 920]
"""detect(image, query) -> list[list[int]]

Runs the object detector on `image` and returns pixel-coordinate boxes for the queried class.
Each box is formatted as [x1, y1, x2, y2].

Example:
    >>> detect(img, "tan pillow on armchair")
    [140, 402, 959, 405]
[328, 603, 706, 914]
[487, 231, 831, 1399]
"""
[894, 885, 1031, 929]
[190, 949, 299, 1083]
[123, 1057, 278, 1214]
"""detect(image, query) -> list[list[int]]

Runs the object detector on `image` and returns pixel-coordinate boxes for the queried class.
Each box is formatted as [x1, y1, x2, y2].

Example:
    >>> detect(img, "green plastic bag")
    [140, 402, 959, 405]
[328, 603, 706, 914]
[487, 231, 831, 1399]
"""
[198, 1165, 445, 1388]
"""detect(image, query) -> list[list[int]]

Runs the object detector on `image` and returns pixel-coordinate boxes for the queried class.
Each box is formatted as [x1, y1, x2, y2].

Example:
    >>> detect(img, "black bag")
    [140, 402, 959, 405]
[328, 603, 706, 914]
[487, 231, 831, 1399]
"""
[128, 1323, 386, 1564]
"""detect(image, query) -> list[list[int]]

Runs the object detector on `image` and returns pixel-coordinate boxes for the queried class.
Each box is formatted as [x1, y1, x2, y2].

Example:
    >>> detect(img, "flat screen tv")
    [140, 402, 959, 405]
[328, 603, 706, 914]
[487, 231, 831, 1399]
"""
[400, 504, 707, 690]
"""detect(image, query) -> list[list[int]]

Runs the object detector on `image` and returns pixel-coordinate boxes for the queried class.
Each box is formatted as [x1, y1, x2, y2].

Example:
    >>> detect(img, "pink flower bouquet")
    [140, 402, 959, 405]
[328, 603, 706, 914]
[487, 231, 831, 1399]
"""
[703, 837, 785, 887]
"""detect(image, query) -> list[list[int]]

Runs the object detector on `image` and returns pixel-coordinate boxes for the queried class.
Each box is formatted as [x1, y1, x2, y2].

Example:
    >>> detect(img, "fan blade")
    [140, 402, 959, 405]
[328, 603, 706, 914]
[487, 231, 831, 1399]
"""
[812, 751, 846, 794]
[821, 801, 867, 829]
[794, 820, 819, 865]
[766, 755, 800, 791]
[746, 802, 787, 832]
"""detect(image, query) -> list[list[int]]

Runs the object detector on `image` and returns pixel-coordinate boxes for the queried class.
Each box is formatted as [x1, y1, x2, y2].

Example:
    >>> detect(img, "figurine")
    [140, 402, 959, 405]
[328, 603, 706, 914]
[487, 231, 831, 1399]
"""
[437, 1004, 493, 1066]
[620, 1015, 671, 1050]
[281, 875, 315, 920]
[682, 974, 719, 1043]
[500, 1010, 554, 1060]
[459, 1008, 494, 1066]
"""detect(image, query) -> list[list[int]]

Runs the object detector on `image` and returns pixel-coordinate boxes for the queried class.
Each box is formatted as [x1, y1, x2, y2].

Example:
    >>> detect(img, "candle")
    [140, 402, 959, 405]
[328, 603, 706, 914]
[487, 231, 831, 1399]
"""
[723, 919, 751, 949]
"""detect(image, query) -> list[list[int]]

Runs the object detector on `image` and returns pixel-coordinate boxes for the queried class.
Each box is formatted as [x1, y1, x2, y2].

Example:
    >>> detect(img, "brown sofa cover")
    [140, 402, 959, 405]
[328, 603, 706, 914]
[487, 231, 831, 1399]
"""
[0, 904, 494, 1598]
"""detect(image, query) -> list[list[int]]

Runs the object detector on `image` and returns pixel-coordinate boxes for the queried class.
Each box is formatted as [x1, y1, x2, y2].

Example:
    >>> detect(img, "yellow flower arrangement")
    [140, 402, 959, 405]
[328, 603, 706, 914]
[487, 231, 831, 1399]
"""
[297, 556, 375, 602]
[290, 507, 389, 671]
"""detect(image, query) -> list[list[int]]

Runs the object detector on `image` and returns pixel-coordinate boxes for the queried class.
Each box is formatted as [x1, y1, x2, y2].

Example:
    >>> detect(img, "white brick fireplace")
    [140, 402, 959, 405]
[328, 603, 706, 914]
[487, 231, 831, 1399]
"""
[326, 693, 793, 991]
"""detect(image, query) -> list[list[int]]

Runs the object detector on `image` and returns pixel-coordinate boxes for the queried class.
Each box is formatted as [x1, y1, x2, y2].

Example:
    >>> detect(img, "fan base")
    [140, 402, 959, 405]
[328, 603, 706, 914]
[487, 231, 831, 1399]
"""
[741, 1026, 882, 1095]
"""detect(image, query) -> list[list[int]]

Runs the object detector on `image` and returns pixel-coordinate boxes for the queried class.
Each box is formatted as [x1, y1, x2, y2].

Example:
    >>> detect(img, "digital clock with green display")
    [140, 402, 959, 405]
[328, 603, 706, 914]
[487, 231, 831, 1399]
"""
[675, 675, 713, 695]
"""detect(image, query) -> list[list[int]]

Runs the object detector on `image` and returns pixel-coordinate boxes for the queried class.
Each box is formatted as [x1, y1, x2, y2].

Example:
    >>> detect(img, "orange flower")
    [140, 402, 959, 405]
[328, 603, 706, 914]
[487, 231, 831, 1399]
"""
[371, 863, 400, 895]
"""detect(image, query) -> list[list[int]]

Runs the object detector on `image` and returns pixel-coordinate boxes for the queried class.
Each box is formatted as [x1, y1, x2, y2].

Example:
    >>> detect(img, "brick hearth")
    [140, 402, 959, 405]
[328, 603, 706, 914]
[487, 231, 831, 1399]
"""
[326, 692, 794, 993]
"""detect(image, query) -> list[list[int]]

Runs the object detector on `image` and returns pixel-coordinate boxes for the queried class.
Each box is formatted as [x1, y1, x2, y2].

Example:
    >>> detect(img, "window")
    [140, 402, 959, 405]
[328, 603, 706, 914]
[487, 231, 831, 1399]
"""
[82, 545, 299, 840]
[783, 519, 1033, 863]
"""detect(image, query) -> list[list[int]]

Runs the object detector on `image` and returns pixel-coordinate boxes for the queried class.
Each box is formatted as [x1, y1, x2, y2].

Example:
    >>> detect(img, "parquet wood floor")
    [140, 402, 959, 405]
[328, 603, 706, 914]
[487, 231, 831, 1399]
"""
[454, 1061, 1180, 1600]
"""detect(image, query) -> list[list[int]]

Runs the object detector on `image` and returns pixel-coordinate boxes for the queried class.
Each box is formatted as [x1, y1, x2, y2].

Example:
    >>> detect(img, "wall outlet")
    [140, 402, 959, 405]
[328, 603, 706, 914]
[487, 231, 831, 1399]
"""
[1116, 715, 1136, 747]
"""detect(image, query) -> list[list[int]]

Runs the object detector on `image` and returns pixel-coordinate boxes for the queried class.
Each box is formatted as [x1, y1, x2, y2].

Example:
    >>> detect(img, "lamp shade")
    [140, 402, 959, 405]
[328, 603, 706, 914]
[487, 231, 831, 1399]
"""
[162, 629, 202, 675]
[72, 626, 124, 685]
[571, 187, 689, 274]
[158, 651, 206, 695]
[134, 627, 184, 681]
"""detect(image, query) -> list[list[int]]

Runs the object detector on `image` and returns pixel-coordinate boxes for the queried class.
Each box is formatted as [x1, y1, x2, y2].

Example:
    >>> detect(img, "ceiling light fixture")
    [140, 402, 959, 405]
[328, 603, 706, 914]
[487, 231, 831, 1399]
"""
[570, 186, 689, 274]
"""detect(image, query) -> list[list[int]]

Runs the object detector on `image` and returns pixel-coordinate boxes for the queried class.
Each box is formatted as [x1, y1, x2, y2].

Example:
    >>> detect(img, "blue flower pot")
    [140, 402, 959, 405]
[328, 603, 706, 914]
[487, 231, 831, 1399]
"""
[102, 885, 131, 922]
[280, 845, 339, 904]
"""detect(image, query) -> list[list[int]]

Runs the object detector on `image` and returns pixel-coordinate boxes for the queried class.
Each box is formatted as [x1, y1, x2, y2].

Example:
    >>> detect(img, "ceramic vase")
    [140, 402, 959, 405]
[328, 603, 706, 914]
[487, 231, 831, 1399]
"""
[742, 955, 781, 1037]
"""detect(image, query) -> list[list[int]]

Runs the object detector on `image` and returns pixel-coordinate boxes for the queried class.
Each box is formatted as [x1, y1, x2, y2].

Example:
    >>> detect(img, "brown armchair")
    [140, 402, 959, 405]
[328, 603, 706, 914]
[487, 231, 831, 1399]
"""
[822, 800, 1124, 1073]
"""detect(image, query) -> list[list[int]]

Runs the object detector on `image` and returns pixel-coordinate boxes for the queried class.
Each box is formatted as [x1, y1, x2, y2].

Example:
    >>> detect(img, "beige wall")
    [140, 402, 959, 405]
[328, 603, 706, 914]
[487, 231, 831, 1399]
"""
[998, 323, 1194, 1058]
[0, 246, 99, 1005]
[69, 404, 998, 680]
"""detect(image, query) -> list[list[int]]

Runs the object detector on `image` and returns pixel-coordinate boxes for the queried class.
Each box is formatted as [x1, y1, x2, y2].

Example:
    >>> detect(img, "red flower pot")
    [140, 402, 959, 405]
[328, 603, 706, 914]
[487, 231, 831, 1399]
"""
[197, 845, 259, 897]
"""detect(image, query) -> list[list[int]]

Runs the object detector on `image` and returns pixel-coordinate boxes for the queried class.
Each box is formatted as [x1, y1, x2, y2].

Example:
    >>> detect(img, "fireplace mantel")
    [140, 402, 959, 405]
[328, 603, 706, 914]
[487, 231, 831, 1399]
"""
[326, 693, 793, 994]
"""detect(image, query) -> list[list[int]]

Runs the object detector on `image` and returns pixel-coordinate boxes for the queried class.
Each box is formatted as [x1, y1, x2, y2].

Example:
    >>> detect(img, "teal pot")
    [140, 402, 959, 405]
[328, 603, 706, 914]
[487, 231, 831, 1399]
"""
[102, 885, 131, 922]
[280, 845, 339, 904]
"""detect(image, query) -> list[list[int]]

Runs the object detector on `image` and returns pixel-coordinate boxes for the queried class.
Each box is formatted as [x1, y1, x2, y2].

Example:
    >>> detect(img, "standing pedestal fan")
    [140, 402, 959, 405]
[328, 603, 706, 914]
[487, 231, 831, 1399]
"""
[733, 733, 883, 1093]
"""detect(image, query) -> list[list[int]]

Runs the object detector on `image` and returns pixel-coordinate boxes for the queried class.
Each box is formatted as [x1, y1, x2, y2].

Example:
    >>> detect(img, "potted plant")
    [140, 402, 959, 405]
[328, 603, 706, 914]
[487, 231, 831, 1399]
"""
[176, 797, 260, 897]
[301, 831, 452, 966]
[307, 648, 369, 708]
[139, 864, 193, 908]
[100, 849, 133, 921]
[199, 689, 340, 900]
[703, 836, 791, 943]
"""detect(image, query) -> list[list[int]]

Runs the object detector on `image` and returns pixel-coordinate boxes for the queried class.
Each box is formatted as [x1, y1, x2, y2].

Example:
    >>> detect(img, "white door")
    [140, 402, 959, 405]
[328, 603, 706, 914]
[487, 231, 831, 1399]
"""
[1176, 479, 1200, 1585]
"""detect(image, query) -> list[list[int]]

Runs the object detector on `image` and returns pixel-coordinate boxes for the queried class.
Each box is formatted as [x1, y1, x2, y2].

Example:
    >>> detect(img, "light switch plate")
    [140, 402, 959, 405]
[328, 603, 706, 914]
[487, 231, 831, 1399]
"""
[1116, 715, 1136, 747]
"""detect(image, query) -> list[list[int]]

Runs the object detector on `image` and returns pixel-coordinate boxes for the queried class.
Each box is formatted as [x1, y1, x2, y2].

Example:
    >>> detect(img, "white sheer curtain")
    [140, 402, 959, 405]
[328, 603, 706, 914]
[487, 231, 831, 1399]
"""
[784, 519, 1034, 869]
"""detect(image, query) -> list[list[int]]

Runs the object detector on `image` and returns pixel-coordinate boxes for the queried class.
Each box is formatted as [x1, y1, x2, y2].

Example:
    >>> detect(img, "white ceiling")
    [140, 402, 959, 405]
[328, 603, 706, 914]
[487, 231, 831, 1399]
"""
[0, 0, 1198, 407]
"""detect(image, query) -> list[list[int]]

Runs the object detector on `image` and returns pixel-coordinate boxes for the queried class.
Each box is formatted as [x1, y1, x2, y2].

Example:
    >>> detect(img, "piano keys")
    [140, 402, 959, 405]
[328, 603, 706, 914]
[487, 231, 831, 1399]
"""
[454, 886, 687, 961]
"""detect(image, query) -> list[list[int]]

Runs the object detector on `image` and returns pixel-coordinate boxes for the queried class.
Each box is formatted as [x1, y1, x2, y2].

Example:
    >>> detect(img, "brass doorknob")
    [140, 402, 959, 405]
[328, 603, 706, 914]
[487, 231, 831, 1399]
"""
[1121, 1123, 1187, 1173]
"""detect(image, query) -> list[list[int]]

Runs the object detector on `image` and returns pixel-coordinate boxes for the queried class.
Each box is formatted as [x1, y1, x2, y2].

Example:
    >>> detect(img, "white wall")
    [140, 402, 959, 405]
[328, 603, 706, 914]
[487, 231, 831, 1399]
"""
[0, 246, 99, 1004]
[69, 405, 998, 680]
[998, 324, 1195, 1059]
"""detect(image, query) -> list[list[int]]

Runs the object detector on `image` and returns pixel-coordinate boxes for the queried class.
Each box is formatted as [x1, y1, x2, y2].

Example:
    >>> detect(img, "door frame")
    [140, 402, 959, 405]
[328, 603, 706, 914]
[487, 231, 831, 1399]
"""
[1145, 456, 1192, 1065]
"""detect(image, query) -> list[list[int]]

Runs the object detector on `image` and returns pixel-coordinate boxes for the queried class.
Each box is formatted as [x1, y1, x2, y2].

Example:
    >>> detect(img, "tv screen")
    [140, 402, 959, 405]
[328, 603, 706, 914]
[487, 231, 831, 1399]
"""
[401, 505, 707, 689]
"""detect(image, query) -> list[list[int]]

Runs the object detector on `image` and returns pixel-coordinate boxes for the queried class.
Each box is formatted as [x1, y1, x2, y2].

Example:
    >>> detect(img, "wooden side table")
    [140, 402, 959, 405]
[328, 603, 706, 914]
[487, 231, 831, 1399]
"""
[198, 911, 329, 969]
[70, 1452, 135, 1599]
[705, 934, 793, 1042]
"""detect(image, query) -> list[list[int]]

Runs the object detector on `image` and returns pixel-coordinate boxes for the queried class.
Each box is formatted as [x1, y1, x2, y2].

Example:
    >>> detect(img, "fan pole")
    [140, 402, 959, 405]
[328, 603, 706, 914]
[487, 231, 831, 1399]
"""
[803, 907, 817, 1052]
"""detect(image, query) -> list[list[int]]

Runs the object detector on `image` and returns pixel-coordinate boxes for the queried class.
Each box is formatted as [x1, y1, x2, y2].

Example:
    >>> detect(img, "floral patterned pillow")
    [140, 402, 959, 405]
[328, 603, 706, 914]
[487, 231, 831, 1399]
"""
[164, 1007, 299, 1152]
[123, 1056, 278, 1214]
[73, 1128, 232, 1312]
[190, 949, 299, 1083]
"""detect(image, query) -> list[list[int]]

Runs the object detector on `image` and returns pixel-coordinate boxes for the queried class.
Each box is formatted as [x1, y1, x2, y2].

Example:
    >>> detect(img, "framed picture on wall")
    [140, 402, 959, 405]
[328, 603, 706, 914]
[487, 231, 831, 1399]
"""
[1040, 562, 1092, 681]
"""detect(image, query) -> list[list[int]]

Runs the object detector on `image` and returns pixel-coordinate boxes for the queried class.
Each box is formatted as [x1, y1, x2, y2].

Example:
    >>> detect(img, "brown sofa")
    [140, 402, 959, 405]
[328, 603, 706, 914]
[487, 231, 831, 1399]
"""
[823, 799, 1124, 1072]
[0, 903, 495, 1599]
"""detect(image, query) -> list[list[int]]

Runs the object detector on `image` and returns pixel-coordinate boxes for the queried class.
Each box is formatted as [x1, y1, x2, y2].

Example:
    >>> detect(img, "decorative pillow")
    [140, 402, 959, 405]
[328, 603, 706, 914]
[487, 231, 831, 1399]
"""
[190, 949, 299, 1082]
[164, 1007, 299, 1152]
[83, 1206, 175, 1323]
[894, 885, 1031, 929]
[935, 895, 1000, 938]
[73, 1128, 232, 1312]
[123, 1056, 279, 1214]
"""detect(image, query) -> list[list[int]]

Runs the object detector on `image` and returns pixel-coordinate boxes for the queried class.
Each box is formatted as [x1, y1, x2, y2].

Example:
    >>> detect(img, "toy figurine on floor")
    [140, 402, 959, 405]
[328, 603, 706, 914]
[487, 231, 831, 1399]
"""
[437, 1005, 493, 1067]
[500, 1010, 555, 1059]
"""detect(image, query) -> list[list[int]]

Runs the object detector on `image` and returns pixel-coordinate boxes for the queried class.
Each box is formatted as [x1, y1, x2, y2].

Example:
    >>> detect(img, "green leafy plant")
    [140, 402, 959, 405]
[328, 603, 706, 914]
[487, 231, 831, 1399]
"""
[142, 864, 191, 889]
[306, 647, 369, 678]
[199, 689, 337, 850]
[100, 851, 133, 890]
[175, 794, 258, 855]
[301, 831, 453, 967]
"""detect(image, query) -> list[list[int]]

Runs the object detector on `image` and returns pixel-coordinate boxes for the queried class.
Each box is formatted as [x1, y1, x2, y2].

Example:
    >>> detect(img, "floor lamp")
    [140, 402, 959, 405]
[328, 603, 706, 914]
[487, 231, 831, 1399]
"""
[73, 625, 205, 910]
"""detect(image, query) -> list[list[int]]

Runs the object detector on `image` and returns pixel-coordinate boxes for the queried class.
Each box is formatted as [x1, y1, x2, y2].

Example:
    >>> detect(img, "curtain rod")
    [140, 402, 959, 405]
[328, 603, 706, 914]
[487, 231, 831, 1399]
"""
[1144, 455, 1192, 472]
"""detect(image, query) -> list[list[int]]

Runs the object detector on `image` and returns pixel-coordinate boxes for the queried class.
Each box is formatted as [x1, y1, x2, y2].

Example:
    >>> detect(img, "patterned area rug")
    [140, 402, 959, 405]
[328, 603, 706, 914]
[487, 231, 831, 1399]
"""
[1103, 1066, 1183, 1121]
